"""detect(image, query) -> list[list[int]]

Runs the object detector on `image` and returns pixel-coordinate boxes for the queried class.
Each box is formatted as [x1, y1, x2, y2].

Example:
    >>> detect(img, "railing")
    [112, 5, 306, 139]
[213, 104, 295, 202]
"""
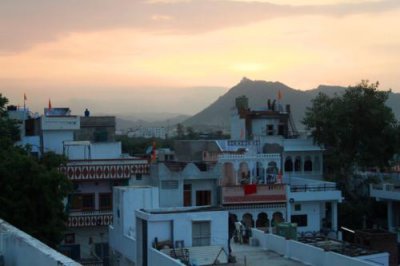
[221, 184, 286, 204]
[67, 210, 113, 227]
[218, 153, 280, 160]
[290, 184, 338, 192]
[41, 115, 80, 130]
[59, 159, 149, 180]
[227, 140, 260, 146]
[371, 183, 400, 192]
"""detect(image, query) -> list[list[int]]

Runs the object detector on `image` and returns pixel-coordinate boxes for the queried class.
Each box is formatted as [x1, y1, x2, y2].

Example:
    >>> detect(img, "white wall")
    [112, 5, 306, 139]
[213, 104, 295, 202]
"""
[251, 228, 388, 266]
[109, 225, 136, 265]
[66, 142, 122, 160]
[289, 201, 321, 232]
[0, 219, 79, 266]
[137, 209, 229, 254]
[148, 248, 185, 266]
[43, 131, 74, 154]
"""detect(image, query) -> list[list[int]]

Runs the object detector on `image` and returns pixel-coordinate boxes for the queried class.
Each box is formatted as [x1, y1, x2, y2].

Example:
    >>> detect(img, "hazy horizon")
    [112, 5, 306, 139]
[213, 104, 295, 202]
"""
[1, 0, 400, 114]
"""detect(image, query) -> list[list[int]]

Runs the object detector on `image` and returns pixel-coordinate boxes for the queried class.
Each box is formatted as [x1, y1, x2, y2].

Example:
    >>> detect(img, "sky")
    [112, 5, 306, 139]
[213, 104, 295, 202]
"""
[1, 0, 400, 115]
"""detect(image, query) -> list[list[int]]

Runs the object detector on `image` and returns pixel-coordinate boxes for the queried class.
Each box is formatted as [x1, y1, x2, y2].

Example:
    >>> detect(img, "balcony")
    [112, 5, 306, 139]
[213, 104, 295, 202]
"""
[221, 184, 286, 205]
[59, 158, 149, 180]
[370, 183, 400, 201]
[288, 183, 342, 202]
[68, 210, 113, 227]
[218, 153, 280, 161]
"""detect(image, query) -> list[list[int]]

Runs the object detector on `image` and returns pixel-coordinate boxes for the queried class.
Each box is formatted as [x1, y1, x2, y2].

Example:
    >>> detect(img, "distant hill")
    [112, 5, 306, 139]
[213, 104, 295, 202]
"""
[183, 78, 400, 131]
[116, 113, 189, 131]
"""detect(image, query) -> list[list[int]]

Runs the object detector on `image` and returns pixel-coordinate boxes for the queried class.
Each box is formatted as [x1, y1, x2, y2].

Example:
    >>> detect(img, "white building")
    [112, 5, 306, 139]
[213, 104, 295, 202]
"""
[109, 186, 229, 266]
[127, 127, 167, 139]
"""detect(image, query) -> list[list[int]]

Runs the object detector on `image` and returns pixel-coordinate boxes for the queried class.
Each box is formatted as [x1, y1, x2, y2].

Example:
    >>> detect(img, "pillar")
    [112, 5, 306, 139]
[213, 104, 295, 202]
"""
[332, 201, 338, 233]
[388, 201, 394, 231]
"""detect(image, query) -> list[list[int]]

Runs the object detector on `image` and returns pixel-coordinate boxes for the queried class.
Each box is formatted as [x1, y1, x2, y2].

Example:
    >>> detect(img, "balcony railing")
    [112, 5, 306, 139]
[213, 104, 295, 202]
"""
[218, 153, 280, 161]
[59, 159, 149, 180]
[221, 184, 286, 204]
[290, 184, 338, 192]
[68, 210, 113, 227]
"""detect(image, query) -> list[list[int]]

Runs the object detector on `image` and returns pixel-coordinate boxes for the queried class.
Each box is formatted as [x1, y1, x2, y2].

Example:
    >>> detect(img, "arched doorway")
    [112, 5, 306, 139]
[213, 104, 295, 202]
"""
[304, 156, 312, 172]
[242, 213, 254, 228]
[256, 212, 269, 229]
[284, 156, 293, 172]
[272, 212, 284, 227]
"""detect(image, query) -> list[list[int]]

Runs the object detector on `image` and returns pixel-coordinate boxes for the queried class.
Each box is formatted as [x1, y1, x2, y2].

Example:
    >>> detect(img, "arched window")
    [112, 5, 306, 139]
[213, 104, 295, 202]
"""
[294, 156, 302, 172]
[304, 156, 312, 172]
[284, 157, 293, 172]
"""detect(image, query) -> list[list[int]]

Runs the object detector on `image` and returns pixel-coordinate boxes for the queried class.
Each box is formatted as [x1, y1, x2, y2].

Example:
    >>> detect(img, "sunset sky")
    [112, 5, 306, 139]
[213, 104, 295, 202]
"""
[1, 0, 399, 115]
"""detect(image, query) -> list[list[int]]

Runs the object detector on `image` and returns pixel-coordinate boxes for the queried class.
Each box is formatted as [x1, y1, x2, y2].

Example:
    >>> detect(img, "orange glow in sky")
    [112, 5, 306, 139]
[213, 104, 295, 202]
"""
[1, 0, 399, 114]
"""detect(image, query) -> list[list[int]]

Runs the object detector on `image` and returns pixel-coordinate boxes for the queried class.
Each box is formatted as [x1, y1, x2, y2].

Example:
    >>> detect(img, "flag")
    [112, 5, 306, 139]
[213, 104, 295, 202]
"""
[243, 184, 257, 195]
[278, 90, 282, 100]
[48, 99, 52, 109]
[24, 93, 27, 101]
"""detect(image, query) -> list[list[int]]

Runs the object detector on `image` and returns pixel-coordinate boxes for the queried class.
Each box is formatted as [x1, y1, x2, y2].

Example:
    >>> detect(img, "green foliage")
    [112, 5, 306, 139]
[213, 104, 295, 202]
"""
[0, 94, 20, 148]
[0, 94, 71, 247]
[303, 81, 398, 175]
[303, 81, 400, 229]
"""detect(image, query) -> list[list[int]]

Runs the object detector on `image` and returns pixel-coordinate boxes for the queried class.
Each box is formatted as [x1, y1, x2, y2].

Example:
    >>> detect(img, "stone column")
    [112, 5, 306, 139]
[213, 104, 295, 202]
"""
[388, 200, 394, 231]
[332, 201, 338, 233]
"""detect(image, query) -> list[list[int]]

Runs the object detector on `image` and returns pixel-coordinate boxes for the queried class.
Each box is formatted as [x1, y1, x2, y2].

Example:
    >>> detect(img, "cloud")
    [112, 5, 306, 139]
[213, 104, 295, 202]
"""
[0, 0, 399, 52]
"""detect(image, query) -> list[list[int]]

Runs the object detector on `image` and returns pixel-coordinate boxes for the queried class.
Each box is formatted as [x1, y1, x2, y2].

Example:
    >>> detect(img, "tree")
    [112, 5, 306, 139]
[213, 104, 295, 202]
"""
[0, 94, 72, 247]
[176, 123, 185, 139]
[303, 81, 399, 228]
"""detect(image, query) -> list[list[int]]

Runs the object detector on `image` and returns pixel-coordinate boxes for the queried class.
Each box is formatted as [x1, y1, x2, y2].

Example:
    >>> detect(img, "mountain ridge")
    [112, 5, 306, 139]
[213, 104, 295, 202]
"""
[183, 78, 400, 131]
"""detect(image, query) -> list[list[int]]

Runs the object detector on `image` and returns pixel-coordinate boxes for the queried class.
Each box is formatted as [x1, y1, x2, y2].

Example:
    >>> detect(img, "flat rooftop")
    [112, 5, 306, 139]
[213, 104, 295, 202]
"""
[229, 242, 305, 266]
[141, 205, 224, 214]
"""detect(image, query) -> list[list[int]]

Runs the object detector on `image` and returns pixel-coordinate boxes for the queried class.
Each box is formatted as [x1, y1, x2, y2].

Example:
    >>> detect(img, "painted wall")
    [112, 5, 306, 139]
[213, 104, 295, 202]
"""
[148, 248, 185, 266]
[136, 209, 229, 255]
[0, 219, 79, 266]
[43, 130, 74, 154]
[289, 201, 322, 232]
[109, 225, 137, 265]
[66, 142, 122, 160]
[251, 228, 388, 266]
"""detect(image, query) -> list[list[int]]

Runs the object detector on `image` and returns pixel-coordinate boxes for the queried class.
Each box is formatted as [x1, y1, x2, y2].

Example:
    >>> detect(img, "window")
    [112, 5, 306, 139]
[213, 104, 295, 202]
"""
[284, 157, 293, 172]
[192, 221, 211, 246]
[99, 193, 112, 210]
[294, 204, 301, 211]
[278, 124, 285, 136]
[304, 156, 312, 172]
[196, 190, 211, 206]
[291, 215, 307, 227]
[267, 124, 274, 135]
[69, 193, 95, 211]
[82, 194, 95, 210]
[184, 184, 192, 207]
[136, 174, 142, 181]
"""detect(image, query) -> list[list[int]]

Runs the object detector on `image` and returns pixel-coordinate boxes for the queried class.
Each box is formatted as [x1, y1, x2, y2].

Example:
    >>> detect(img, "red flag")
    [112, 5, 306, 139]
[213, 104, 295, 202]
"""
[243, 184, 257, 195]
[24, 93, 27, 101]
[48, 99, 52, 110]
